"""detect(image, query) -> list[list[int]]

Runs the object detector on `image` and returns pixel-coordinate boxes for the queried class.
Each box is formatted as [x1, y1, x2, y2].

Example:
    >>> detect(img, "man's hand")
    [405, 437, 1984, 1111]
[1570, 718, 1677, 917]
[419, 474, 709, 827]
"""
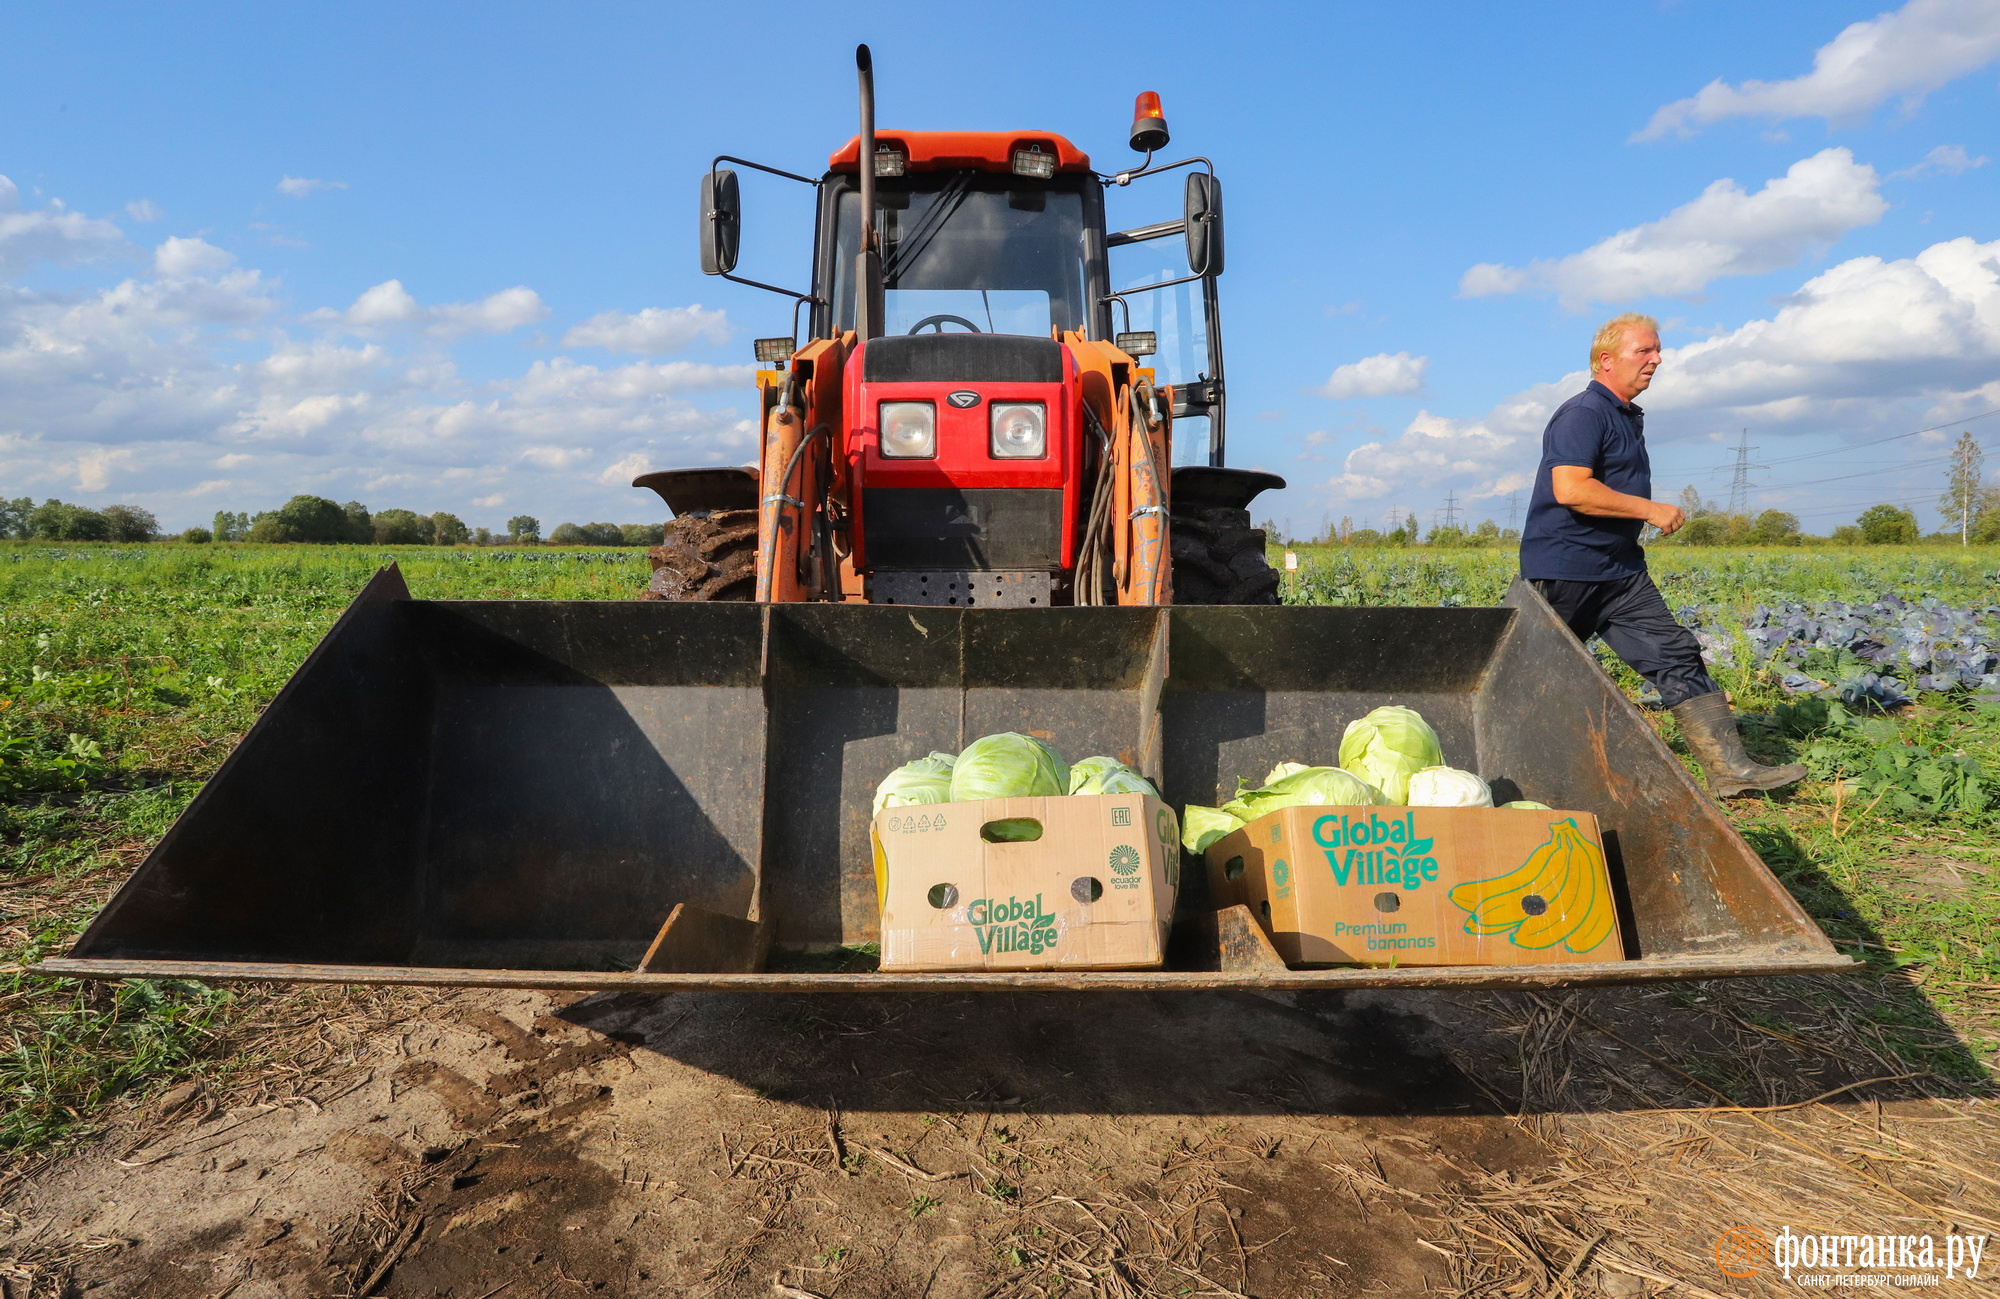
[1647, 502, 1685, 536]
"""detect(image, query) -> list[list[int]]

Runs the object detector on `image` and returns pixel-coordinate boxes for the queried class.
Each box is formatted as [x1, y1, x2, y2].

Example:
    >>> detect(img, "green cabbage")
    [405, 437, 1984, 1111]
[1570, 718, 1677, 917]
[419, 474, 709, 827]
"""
[872, 751, 956, 817]
[1338, 705, 1444, 805]
[949, 732, 1068, 802]
[1181, 804, 1245, 854]
[1406, 765, 1493, 808]
[1500, 800, 1553, 810]
[1221, 765, 1380, 823]
[1263, 761, 1311, 785]
[1068, 756, 1159, 798]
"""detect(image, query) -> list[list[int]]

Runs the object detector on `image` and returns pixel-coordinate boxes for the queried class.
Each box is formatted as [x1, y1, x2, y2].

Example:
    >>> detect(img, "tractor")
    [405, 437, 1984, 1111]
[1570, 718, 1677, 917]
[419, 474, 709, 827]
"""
[633, 46, 1284, 610]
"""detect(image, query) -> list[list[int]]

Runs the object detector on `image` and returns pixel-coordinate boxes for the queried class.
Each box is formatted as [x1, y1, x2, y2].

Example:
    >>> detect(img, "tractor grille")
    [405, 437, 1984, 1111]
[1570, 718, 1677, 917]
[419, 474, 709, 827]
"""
[861, 334, 1063, 384]
[862, 488, 1064, 571]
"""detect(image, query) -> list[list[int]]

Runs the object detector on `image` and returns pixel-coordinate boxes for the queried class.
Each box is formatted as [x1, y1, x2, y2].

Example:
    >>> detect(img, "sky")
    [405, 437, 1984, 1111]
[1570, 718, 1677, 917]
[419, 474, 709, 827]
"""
[3, 0, 1998, 537]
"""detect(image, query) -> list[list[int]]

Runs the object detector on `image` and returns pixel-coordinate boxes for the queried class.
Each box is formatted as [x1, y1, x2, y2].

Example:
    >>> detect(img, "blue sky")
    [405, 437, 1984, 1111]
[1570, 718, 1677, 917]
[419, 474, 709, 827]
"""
[3, 0, 1998, 535]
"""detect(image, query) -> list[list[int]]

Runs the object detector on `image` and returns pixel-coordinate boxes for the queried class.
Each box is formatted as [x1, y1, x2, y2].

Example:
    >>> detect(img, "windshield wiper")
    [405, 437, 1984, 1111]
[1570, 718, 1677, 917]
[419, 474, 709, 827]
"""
[880, 171, 974, 283]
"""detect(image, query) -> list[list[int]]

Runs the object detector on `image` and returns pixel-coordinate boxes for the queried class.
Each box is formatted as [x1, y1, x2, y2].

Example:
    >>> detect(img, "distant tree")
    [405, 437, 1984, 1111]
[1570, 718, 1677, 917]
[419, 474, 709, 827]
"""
[0, 497, 32, 538]
[547, 522, 586, 545]
[619, 523, 664, 546]
[100, 504, 160, 542]
[28, 499, 110, 541]
[1749, 509, 1800, 545]
[1829, 524, 1864, 545]
[472, 527, 494, 545]
[1678, 484, 1709, 518]
[1720, 513, 1754, 545]
[372, 509, 432, 545]
[1347, 528, 1384, 547]
[1425, 524, 1467, 548]
[506, 515, 541, 543]
[1857, 504, 1919, 545]
[212, 510, 250, 542]
[582, 522, 624, 546]
[1974, 487, 2000, 545]
[1940, 431, 1985, 546]
[431, 512, 469, 545]
[181, 526, 213, 543]
[249, 495, 352, 544]
[1674, 514, 1725, 546]
[341, 501, 374, 543]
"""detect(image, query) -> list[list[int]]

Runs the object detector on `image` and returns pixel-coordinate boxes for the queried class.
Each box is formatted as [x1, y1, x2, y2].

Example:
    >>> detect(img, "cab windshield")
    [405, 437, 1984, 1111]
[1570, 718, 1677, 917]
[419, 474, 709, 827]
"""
[830, 176, 1089, 337]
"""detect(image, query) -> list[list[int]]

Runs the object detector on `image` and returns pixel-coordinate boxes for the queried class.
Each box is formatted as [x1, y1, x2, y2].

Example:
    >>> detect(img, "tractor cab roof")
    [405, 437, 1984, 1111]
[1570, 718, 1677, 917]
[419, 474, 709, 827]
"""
[828, 130, 1092, 176]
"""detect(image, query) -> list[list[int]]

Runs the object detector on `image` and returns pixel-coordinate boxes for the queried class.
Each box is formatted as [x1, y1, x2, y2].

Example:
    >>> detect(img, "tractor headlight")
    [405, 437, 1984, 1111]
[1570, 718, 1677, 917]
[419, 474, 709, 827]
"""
[990, 402, 1047, 459]
[879, 401, 936, 459]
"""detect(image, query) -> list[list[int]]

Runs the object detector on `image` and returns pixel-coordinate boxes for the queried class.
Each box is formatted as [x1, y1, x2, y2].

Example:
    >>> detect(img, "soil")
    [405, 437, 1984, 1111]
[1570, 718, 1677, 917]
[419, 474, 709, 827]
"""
[4, 981, 1996, 1297]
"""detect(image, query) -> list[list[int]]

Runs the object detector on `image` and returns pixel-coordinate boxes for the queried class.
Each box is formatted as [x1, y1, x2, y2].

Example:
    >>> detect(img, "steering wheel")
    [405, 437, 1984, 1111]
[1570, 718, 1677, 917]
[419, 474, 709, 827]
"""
[907, 314, 983, 335]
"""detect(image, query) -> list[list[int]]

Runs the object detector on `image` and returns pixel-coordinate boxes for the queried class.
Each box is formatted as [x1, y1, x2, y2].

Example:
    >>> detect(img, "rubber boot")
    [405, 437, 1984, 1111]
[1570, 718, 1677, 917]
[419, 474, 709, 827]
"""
[1670, 690, 1807, 798]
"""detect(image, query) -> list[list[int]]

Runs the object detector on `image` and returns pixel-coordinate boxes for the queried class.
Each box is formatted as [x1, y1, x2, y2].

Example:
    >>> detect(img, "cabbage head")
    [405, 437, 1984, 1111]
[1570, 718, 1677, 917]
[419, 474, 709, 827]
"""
[1181, 805, 1245, 854]
[1500, 800, 1553, 810]
[1222, 765, 1379, 823]
[1068, 756, 1160, 798]
[1338, 705, 1443, 805]
[872, 751, 956, 817]
[949, 732, 1068, 801]
[1263, 761, 1311, 785]
[1407, 766, 1493, 808]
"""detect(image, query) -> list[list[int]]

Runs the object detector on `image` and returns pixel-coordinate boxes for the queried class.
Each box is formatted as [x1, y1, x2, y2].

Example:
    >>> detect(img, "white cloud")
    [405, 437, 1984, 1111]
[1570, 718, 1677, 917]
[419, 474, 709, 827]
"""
[314, 279, 550, 340]
[0, 175, 126, 275]
[1891, 143, 1991, 178]
[1317, 351, 1427, 399]
[0, 201, 758, 528]
[563, 305, 731, 354]
[277, 176, 348, 198]
[1312, 233, 2000, 516]
[1461, 149, 1886, 309]
[1635, 0, 2000, 140]
[1645, 234, 2000, 418]
[153, 236, 235, 278]
[125, 199, 162, 223]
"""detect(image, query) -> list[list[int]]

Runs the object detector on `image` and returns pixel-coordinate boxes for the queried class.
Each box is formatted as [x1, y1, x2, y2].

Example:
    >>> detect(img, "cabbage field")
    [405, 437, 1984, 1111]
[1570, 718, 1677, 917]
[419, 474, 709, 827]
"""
[0, 541, 1995, 1155]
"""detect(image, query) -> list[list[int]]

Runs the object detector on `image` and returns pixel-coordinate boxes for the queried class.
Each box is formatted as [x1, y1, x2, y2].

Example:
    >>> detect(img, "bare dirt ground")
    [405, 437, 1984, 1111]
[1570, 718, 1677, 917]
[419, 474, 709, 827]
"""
[3, 977, 1996, 1298]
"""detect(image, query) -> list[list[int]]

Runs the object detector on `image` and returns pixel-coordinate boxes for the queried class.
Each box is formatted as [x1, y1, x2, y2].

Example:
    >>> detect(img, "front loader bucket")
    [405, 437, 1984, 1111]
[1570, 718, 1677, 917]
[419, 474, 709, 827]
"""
[40, 567, 1852, 992]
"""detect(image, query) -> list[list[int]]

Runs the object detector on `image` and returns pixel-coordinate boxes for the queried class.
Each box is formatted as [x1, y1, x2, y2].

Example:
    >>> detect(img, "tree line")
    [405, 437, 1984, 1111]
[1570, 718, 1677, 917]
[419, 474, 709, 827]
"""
[0, 495, 667, 547]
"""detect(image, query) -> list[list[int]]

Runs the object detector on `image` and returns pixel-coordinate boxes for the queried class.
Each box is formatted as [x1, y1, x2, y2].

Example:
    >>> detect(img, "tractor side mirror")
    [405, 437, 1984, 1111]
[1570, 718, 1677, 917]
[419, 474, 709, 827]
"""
[1184, 173, 1224, 277]
[699, 168, 741, 276]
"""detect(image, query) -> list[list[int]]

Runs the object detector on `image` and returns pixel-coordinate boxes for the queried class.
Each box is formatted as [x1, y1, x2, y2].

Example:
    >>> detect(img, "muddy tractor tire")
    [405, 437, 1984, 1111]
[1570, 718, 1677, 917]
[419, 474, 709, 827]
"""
[1169, 505, 1281, 605]
[641, 509, 757, 602]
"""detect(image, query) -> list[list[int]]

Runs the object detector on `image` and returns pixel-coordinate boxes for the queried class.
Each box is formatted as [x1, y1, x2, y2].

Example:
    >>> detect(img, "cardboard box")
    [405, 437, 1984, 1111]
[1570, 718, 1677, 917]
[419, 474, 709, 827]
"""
[876, 795, 1180, 972]
[1204, 806, 1623, 967]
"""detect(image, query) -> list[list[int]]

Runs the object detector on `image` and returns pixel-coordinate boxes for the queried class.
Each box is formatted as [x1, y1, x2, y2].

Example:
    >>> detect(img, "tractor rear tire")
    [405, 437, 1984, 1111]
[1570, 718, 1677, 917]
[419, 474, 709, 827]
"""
[641, 509, 757, 602]
[1170, 505, 1281, 605]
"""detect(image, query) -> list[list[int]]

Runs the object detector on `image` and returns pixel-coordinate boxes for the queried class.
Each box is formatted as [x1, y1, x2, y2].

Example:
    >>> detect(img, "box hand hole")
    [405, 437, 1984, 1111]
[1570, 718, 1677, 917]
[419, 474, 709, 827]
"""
[1224, 855, 1244, 880]
[1373, 891, 1401, 914]
[927, 883, 959, 909]
[1070, 876, 1104, 904]
[980, 818, 1043, 843]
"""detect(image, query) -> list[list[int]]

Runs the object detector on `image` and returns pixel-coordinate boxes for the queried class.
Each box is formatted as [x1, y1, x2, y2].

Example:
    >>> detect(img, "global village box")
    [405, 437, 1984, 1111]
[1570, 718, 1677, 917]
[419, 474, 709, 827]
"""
[1203, 806, 1623, 967]
[874, 794, 1180, 972]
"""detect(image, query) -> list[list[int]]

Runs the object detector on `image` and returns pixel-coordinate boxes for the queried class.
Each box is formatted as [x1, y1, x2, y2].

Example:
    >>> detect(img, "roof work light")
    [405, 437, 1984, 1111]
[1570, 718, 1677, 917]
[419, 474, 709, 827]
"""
[1011, 144, 1056, 179]
[1129, 91, 1169, 153]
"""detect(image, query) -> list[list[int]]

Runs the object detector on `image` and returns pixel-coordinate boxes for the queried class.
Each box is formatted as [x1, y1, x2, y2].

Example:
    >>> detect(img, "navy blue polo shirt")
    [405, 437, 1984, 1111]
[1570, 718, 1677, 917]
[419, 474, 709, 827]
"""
[1519, 380, 1652, 581]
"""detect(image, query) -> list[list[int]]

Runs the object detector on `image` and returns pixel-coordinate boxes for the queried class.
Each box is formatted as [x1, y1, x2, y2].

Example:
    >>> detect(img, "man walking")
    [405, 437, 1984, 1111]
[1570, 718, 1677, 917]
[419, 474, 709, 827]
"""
[1520, 313, 1804, 797]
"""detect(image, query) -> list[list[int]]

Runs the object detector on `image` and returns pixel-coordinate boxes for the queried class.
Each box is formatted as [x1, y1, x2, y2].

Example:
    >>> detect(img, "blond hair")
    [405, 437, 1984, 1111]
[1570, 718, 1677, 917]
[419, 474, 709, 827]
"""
[1589, 313, 1659, 373]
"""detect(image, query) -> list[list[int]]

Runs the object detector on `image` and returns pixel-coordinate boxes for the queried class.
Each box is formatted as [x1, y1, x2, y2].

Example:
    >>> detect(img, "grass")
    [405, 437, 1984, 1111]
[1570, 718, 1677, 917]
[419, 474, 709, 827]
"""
[0, 539, 1994, 1159]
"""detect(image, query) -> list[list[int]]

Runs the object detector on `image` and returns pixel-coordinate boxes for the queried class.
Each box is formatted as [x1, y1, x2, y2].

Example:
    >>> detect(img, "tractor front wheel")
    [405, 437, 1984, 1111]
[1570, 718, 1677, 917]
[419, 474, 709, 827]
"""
[640, 509, 757, 601]
[1169, 505, 1280, 604]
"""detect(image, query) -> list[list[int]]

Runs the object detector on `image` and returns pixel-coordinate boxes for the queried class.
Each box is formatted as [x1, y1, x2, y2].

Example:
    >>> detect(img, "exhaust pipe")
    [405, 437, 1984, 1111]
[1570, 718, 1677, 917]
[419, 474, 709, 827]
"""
[855, 44, 885, 340]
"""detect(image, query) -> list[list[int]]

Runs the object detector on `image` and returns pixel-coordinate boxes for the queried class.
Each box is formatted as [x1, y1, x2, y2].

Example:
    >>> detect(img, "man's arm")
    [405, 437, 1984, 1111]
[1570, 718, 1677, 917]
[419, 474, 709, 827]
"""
[1550, 466, 1685, 535]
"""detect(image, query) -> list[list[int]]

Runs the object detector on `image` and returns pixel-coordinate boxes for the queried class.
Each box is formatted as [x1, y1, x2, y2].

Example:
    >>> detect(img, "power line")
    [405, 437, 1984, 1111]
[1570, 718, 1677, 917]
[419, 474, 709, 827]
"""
[1441, 490, 1461, 529]
[1686, 407, 2000, 476]
[1506, 492, 1519, 532]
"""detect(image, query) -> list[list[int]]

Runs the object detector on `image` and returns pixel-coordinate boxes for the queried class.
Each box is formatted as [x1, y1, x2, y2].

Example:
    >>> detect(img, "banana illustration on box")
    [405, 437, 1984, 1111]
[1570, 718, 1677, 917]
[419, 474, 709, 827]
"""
[1447, 818, 1615, 955]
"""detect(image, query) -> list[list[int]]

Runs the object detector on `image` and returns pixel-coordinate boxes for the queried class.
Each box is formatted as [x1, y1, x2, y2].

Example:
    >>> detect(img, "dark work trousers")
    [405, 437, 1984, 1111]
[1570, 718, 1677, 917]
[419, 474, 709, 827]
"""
[1530, 571, 1721, 709]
